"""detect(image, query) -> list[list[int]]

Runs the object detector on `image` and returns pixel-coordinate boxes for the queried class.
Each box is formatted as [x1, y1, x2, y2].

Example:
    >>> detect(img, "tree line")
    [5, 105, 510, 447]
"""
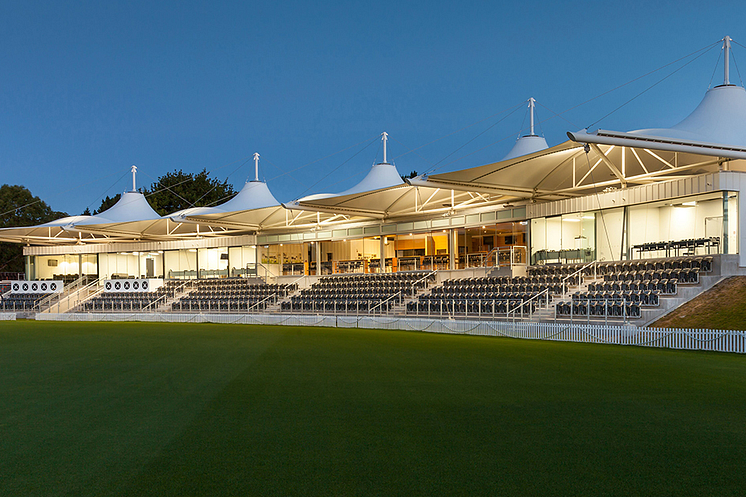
[0, 169, 237, 273]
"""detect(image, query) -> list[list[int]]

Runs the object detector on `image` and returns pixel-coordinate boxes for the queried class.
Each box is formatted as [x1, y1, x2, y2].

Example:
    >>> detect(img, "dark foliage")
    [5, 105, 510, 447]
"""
[144, 169, 236, 216]
[92, 169, 236, 217]
[0, 184, 67, 272]
[93, 194, 121, 215]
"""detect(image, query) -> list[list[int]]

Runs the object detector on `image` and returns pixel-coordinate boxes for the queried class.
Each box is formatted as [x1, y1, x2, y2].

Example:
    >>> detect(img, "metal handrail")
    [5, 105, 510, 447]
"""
[35, 276, 91, 312]
[141, 291, 171, 312]
[369, 291, 402, 313]
[480, 245, 528, 268]
[257, 263, 280, 281]
[506, 287, 550, 321]
[247, 294, 276, 312]
[164, 280, 197, 312]
[285, 274, 306, 290]
[410, 270, 436, 297]
[561, 260, 598, 298]
[57, 277, 101, 313]
[35, 276, 89, 311]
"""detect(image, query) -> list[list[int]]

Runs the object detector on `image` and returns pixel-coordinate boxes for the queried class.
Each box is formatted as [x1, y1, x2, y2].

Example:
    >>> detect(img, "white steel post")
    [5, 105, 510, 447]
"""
[253, 152, 260, 181]
[724, 35, 732, 85]
[382, 132, 388, 163]
[131, 165, 137, 191]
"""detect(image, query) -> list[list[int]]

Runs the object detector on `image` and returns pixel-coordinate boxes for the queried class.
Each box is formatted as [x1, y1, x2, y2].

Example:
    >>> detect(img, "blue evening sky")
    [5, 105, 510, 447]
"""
[1, 0, 744, 215]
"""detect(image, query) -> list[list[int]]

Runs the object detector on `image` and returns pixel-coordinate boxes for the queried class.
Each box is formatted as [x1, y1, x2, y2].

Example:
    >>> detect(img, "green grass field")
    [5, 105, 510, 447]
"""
[1, 321, 745, 496]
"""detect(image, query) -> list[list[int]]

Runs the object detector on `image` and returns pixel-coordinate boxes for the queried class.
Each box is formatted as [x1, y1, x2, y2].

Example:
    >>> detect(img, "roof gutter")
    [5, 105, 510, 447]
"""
[281, 201, 385, 219]
[568, 129, 746, 160]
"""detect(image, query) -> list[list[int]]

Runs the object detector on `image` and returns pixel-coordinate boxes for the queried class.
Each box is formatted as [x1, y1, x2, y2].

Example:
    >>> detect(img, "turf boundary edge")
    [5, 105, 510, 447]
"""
[33, 312, 746, 354]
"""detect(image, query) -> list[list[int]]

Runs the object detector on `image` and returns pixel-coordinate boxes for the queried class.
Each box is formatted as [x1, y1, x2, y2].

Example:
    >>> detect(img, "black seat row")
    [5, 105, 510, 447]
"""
[406, 299, 537, 315]
[588, 279, 676, 294]
[172, 298, 272, 312]
[0, 293, 47, 311]
[603, 268, 697, 284]
[281, 298, 394, 312]
[556, 301, 641, 318]
[573, 290, 659, 306]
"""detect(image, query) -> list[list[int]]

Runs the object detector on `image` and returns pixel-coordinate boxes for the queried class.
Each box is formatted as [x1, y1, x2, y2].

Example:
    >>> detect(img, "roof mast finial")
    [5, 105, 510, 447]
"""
[724, 35, 732, 86]
[528, 97, 536, 136]
[131, 165, 137, 192]
[382, 131, 388, 164]
[253, 152, 260, 182]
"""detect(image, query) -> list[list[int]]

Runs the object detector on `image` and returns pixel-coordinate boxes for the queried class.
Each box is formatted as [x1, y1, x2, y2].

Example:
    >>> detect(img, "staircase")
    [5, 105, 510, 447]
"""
[391, 277, 441, 315]
[42, 277, 101, 314]
[528, 276, 601, 322]
[153, 281, 196, 312]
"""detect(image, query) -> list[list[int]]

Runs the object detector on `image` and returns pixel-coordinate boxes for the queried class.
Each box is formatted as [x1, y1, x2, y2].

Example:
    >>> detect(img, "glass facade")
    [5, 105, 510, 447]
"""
[34, 254, 98, 282]
[25, 190, 740, 282]
[530, 192, 736, 264]
[457, 222, 527, 269]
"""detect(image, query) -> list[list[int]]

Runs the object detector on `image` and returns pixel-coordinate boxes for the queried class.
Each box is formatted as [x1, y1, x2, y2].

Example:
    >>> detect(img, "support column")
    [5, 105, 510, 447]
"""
[449, 229, 456, 270]
[723, 191, 729, 254]
[315, 242, 321, 275]
[78, 254, 82, 280]
[379, 235, 386, 273]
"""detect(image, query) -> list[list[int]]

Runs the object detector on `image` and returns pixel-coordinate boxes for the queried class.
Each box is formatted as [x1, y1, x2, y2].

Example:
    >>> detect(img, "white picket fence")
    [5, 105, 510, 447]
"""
[35, 312, 746, 354]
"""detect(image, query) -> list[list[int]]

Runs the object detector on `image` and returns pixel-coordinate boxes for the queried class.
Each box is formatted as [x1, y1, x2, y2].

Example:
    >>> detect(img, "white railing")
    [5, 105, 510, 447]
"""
[480, 245, 528, 269]
[247, 294, 277, 313]
[257, 263, 280, 282]
[562, 260, 598, 298]
[507, 288, 551, 322]
[46, 277, 101, 314]
[36, 313, 746, 354]
[410, 270, 436, 297]
[369, 291, 403, 314]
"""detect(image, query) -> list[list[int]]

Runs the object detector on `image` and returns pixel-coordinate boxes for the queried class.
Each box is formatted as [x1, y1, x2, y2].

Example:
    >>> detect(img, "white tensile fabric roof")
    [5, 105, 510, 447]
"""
[634, 85, 746, 146]
[568, 85, 746, 159]
[0, 215, 90, 244]
[293, 162, 405, 203]
[169, 179, 361, 231]
[168, 180, 284, 231]
[284, 157, 520, 219]
[408, 82, 746, 203]
[172, 180, 280, 219]
[502, 135, 549, 161]
[0, 192, 165, 244]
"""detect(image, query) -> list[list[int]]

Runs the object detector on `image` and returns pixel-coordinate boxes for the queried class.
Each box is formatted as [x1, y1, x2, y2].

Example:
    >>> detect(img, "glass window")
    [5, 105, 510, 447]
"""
[164, 249, 197, 279]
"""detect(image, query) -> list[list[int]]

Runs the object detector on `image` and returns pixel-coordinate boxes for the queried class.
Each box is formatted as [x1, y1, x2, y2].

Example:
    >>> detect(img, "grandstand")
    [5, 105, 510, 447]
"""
[2, 37, 746, 332]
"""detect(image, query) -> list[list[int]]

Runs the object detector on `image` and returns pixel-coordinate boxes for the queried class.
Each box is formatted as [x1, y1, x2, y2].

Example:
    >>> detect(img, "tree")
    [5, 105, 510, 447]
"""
[144, 169, 236, 216]
[90, 169, 236, 217]
[93, 194, 121, 215]
[0, 184, 67, 273]
[401, 170, 418, 181]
